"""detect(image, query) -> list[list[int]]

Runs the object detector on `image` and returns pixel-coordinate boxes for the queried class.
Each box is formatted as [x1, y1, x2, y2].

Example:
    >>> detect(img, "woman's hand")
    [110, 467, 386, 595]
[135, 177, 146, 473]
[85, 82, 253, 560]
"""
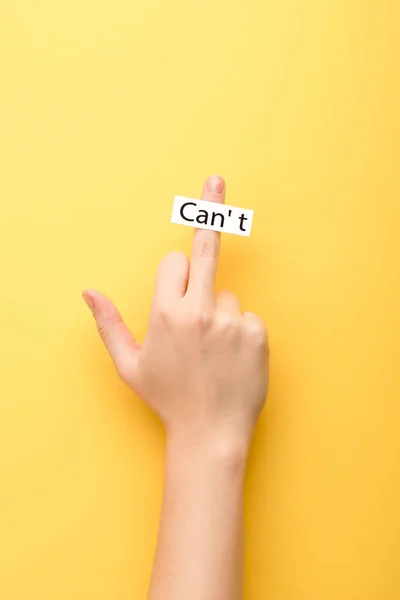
[82, 175, 269, 456]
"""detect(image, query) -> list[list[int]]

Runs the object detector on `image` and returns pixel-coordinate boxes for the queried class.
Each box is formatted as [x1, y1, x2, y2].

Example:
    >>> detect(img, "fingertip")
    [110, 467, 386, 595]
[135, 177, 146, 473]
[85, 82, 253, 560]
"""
[82, 289, 95, 312]
[201, 175, 225, 204]
[207, 175, 225, 194]
[82, 288, 109, 307]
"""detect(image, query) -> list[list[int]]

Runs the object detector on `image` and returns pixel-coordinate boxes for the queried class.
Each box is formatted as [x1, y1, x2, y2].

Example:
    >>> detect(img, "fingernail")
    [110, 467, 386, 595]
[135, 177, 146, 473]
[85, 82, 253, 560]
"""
[82, 291, 95, 313]
[207, 175, 225, 194]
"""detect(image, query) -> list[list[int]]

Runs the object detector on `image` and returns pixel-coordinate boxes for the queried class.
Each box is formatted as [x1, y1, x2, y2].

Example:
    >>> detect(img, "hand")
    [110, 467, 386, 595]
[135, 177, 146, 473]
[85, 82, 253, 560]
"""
[83, 175, 269, 455]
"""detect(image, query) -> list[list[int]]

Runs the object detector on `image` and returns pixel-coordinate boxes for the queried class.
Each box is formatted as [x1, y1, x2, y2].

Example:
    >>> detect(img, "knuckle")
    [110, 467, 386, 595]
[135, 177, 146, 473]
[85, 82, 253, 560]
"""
[191, 307, 213, 330]
[196, 238, 218, 259]
[217, 312, 239, 334]
[97, 320, 110, 341]
[153, 301, 174, 324]
[245, 315, 267, 346]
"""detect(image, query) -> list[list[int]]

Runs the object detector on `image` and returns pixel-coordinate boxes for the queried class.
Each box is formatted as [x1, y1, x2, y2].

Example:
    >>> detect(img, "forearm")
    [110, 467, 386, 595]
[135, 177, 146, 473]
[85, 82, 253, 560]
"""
[147, 433, 248, 600]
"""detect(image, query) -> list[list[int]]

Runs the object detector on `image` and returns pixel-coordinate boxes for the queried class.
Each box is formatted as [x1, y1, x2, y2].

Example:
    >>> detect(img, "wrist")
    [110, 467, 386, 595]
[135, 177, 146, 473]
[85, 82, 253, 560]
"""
[165, 429, 250, 478]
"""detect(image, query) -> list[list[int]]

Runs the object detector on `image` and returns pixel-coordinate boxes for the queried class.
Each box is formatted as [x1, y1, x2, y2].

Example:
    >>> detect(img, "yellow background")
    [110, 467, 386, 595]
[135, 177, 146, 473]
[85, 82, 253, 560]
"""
[0, 1, 399, 598]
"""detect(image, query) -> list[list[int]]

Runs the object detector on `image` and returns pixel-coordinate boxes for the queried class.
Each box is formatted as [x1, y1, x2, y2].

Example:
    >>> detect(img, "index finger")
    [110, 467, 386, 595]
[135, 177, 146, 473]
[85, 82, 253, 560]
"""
[186, 175, 226, 306]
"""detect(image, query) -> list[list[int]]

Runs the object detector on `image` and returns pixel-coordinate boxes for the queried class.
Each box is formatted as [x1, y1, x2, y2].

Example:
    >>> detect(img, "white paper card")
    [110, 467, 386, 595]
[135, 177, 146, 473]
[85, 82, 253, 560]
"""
[171, 196, 254, 237]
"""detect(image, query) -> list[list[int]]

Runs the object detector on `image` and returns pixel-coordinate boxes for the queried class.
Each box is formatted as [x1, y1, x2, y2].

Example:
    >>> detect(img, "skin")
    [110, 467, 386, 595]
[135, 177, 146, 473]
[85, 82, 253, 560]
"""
[82, 175, 269, 600]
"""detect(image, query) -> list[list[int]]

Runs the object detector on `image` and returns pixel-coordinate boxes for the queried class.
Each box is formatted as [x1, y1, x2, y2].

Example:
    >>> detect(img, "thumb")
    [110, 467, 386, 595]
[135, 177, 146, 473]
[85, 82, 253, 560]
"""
[82, 289, 140, 386]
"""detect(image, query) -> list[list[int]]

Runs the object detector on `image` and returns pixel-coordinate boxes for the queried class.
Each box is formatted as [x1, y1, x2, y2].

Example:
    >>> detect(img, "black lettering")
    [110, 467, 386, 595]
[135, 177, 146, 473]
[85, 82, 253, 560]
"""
[196, 209, 208, 225]
[238, 214, 248, 232]
[211, 211, 225, 228]
[180, 202, 196, 222]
